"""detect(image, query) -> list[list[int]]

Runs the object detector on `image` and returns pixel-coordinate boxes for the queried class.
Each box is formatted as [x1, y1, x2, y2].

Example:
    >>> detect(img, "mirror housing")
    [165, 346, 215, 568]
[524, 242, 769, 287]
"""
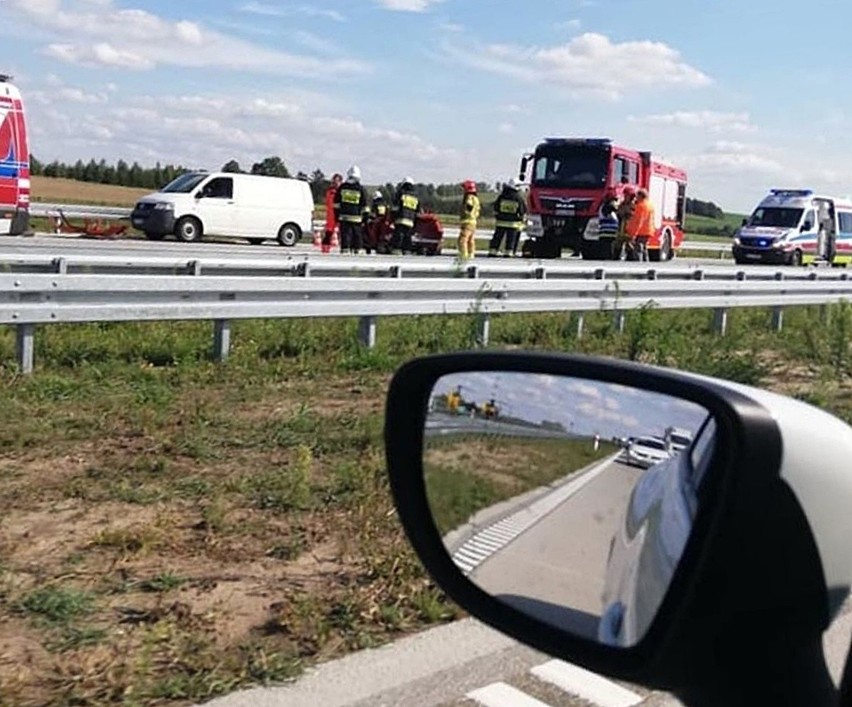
[385, 352, 848, 695]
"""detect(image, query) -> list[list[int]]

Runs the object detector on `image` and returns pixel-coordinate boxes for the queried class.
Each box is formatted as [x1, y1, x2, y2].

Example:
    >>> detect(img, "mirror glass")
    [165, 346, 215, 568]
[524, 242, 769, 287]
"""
[424, 372, 716, 648]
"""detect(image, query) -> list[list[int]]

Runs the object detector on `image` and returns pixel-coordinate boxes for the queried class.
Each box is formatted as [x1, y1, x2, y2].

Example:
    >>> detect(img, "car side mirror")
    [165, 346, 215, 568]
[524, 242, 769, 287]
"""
[802, 222, 813, 232]
[741, 218, 748, 227]
[194, 191, 204, 200]
[385, 352, 852, 704]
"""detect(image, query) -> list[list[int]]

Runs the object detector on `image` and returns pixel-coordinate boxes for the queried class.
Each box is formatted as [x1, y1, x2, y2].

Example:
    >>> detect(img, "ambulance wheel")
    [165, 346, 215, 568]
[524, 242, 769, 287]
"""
[277, 223, 301, 247]
[175, 216, 203, 243]
[789, 250, 803, 267]
[144, 232, 166, 241]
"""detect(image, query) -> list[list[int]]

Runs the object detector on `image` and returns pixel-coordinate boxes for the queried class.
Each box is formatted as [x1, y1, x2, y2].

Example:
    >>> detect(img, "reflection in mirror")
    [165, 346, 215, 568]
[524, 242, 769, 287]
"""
[423, 372, 716, 648]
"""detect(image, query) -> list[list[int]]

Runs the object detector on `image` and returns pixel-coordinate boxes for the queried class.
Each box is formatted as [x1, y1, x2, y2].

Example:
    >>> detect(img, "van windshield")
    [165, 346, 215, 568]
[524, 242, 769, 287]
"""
[748, 207, 803, 228]
[161, 173, 208, 193]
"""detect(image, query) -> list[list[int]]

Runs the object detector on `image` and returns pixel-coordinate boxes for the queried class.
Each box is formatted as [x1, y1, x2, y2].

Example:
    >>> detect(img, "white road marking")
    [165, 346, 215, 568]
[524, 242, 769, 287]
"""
[531, 660, 643, 707]
[467, 682, 553, 707]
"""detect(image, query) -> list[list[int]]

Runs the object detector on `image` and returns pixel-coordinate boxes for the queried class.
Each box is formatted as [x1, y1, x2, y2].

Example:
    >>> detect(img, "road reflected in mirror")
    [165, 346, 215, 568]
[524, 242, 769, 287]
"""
[424, 372, 716, 647]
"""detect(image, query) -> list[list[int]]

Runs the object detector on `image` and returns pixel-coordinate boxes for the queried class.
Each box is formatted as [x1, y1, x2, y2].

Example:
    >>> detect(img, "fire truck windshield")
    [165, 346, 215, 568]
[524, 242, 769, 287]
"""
[532, 145, 609, 189]
[748, 207, 804, 229]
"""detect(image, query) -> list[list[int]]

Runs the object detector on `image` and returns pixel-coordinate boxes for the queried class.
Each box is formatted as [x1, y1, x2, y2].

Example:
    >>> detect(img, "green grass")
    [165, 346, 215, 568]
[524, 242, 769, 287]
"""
[425, 436, 617, 534]
[684, 211, 747, 238]
[0, 305, 849, 704]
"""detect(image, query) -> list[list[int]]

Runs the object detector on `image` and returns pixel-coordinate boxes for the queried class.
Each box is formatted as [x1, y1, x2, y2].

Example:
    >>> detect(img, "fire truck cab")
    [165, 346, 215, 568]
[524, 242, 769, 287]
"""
[519, 138, 687, 261]
[0, 75, 30, 236]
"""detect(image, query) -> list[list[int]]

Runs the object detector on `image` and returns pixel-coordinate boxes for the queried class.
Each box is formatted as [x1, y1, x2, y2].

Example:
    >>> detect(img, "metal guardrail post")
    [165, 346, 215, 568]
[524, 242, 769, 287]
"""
[615, 311, 627, 334]
[188, 260, 202, 277]
[467, 266, 479, 279]
[390, 265, 403, 279]
[713, 308, 728, 335]
[16, 324, 34, 374]
[359, 316, 377, 348]
[213, 320, 231, 362]
[772, 271, 785, 332]
[52, 257, 67, 274]
[576, 313, 585, 339]
[534, 266, 547, 280]
[476, 314, 490, 347]
[297, 262, 310, 278]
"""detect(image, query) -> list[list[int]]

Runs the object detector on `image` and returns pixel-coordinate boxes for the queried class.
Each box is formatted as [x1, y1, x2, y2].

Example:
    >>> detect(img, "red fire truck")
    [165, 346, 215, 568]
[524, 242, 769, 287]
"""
[519, 138, 687, 261]
[0, 75, 30, 236]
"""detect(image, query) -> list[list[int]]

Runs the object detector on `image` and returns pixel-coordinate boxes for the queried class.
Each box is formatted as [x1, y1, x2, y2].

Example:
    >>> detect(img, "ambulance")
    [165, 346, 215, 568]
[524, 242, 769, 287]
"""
[0, 75, 30, 236]
[732, 189, 852, 266]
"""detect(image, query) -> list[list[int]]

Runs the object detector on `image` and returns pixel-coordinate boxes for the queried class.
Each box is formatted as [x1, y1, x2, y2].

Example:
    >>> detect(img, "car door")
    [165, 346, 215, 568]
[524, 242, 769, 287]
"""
[195, 176, 235, 236]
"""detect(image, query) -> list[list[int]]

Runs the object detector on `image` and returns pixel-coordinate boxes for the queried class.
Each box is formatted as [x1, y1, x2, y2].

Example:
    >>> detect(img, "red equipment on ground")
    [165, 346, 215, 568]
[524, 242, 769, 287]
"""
[411, 212, 444, 256]
[364, 213, 395, 254]
[56, 210, 128, 239]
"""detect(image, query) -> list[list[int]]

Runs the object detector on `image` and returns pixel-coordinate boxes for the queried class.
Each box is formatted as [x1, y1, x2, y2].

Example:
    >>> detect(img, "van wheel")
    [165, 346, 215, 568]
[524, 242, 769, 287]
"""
[145, 232, 166, 241]
[175, 217, 203, 243]
[277, 223, 302, 247]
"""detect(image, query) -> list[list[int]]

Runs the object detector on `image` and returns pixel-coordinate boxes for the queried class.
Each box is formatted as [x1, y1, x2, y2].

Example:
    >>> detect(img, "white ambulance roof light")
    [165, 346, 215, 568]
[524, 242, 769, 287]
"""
[770, 189, 813, 197]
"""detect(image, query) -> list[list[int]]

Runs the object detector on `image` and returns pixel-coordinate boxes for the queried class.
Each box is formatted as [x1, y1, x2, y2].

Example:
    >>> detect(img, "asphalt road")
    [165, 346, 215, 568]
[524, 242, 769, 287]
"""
[462, 459, 643, 639]
[4, 233, 729, 268]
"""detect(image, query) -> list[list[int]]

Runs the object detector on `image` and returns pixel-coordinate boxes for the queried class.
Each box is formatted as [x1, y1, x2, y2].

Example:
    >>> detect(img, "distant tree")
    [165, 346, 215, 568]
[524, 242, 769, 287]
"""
[29, 155, 43, 176]
[250, 156, 290, 178]
[222, 159, 243, 173]
[295, 170, 309, 181]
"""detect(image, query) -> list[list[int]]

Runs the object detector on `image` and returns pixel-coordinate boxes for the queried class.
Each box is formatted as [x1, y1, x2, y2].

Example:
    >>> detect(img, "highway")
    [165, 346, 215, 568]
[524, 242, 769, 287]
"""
[449, 457, 643, 640]
[3, 232, 730, 269]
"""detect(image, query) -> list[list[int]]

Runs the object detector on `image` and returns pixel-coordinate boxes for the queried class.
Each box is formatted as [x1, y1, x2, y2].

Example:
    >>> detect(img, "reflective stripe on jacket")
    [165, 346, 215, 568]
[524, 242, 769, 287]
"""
[494, 193, 526, 230]
[394, 191, 420, 228]
[335, 182, 368, 224]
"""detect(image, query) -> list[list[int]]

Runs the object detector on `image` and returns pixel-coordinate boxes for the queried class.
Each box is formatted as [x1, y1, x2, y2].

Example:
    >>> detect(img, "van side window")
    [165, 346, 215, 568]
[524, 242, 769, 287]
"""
[838, 212, 852, 234]
[202, 178, 233, 199]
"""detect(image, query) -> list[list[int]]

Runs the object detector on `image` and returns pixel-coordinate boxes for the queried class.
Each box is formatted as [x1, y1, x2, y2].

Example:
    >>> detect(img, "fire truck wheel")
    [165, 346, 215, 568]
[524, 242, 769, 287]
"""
[175, 216, 203, 243]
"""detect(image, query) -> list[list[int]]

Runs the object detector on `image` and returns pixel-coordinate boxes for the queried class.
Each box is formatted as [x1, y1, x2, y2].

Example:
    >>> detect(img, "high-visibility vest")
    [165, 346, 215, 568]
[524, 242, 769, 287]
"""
[394, 192, 420, 228]
[494, 194, 525, 230]
[337, 183, 367, 224]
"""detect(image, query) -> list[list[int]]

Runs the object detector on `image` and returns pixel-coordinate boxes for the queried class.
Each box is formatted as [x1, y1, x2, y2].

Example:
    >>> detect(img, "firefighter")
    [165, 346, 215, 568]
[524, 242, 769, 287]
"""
[483, 398, 498, 420]
[446, 386, 462, 414]
[625, 188, 656, 262]
[489, 179, 527, 257]
[333, 165, 369, 254]
[322, 173, 343, 254]
[458, 180, 481, 260]
[614, 186, 637, 260]
[597, 191, 619, 256]
[392, 177, 420, 255]
[371, 191, 388, 219]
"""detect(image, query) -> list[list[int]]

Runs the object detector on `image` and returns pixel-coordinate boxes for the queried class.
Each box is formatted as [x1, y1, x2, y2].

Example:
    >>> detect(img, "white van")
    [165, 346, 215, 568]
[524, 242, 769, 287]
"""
[131, 172, 314, 246]
[732, 188, 849, 266]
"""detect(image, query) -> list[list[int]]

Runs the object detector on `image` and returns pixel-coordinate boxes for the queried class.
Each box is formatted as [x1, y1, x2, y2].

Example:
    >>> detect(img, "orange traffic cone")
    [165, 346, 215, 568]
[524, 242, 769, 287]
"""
[331, 227, 339, 250]
[312, 227, 322, 249]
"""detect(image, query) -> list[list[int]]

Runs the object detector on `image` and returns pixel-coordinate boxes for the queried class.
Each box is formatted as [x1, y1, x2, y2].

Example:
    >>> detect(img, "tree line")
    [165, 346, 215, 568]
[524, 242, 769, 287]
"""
[29, 154, 499, 211]
[30, 154, 730, 218]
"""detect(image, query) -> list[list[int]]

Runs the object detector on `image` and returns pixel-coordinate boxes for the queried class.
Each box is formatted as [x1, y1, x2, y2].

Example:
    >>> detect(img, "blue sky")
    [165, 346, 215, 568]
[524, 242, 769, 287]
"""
[432, 372, 707, 440]
[3, 0, 851, 211]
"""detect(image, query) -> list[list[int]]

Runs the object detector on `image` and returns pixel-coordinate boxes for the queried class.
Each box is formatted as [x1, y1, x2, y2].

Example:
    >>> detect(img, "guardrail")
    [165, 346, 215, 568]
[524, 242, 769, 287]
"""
[3, 271, 850, 373]
[28, 202, 730, 254]
[0, 251, 755, 280]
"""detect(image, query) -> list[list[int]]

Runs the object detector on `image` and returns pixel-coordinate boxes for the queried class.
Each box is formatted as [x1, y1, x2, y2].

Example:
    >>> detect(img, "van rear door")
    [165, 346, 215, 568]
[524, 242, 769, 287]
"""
[0, 79, 29, 235]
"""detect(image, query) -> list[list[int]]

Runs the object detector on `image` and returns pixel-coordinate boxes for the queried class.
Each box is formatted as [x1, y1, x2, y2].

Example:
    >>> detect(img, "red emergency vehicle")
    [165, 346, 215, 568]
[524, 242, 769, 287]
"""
[519, 138, 687, 261]
[0, 75, 30, 236]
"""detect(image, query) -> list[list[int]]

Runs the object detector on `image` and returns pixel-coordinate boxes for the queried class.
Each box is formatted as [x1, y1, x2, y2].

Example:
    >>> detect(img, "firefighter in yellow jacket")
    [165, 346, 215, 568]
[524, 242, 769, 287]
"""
[458, 180, 481, 259]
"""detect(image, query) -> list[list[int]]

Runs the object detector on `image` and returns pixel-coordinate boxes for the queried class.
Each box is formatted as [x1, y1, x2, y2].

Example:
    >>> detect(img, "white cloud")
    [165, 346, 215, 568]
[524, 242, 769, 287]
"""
[238, 2, 346, 22]
[498, 123, 514, 134]
[629, 110, 756, 133]
[28, 87, 466, 182]
[446, 33, 711, 100]
[686, 141, 785, 175]
[375, 0, 444, 11]
[8, 0, 366, 78]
